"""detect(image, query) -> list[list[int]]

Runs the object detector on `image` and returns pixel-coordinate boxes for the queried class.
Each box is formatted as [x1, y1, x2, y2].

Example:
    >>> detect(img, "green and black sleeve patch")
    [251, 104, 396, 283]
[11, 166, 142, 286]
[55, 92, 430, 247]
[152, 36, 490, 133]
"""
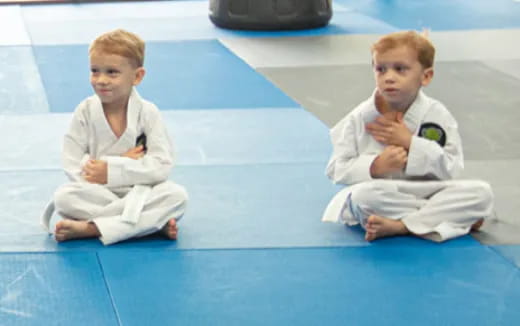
[418, 123, 446, 147]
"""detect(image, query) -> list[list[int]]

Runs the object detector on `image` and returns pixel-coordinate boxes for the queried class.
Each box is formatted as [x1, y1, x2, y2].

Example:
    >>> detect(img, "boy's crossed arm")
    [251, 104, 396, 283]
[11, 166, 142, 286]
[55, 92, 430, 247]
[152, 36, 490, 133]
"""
[366, 113, 412, 178]
[82, 145, 145, 184]
[366, 112, 412, 149]
[370, 145, 408, 177]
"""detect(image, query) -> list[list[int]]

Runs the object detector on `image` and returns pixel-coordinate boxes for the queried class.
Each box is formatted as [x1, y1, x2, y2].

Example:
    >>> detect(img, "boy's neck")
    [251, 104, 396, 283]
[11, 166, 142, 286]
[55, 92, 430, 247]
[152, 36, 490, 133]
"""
[375, 90, 419, 115]
[102, 99, 129, 115]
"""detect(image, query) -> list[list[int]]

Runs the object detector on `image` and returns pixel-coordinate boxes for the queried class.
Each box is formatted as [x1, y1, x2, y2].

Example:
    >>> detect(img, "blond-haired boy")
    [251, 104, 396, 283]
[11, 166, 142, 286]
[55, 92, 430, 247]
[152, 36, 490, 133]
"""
[42, 29, 188, 245]
[323, 31, 493, 242]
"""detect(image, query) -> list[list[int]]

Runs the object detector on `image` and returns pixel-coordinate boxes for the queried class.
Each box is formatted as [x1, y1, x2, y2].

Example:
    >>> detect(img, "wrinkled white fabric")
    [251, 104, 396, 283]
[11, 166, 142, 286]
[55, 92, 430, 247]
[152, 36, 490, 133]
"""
[322, 90, 493, 241]
[41, 89, 188, 245]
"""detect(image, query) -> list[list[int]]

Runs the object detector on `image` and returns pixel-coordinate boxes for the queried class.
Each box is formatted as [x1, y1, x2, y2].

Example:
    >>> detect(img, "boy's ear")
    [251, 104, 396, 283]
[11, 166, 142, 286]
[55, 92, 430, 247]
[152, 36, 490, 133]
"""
[133, 67, 146, 86]
[421, 67, 434, 86]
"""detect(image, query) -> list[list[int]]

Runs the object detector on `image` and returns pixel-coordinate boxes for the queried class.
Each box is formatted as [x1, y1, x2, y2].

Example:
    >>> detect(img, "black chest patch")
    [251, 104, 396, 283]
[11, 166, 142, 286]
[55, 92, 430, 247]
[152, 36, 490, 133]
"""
[136, 133, 147, 151]
[418, 123, 446, 147]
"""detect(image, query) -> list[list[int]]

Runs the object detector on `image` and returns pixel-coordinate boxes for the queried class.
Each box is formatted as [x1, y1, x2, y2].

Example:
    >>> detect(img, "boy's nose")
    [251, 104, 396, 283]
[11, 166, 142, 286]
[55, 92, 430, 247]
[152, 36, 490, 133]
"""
[95, 74, 109, 84]
[384, 71, 396, 83]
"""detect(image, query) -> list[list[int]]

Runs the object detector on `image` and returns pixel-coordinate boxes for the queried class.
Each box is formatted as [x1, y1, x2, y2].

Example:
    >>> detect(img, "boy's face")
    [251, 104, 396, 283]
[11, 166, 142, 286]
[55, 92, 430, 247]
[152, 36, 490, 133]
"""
[89, 52, 144, 110]
[372, 45, 433, 111]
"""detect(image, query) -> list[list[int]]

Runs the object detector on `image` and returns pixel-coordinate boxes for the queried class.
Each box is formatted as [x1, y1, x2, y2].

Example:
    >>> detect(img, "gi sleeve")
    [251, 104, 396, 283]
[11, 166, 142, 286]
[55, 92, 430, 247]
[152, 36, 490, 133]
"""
[102, 108, 174, 187]
[405, 104, 464, 180]
[326, 114, 377, 185]
[62, 105, 90, 182]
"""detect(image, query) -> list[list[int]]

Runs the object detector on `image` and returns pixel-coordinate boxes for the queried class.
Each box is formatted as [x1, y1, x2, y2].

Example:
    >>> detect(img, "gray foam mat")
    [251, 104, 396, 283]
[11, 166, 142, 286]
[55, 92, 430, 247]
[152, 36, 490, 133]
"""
[260, 61, 520, 161]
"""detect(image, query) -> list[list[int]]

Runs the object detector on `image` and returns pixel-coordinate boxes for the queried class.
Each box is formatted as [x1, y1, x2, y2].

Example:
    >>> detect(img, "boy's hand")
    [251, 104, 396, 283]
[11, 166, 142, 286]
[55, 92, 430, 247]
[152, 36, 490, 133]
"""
[370, 145, 408, 177]
[82, 159, 108, 184]
[122, 145, 145, 160]
[366, 112, 412, 149]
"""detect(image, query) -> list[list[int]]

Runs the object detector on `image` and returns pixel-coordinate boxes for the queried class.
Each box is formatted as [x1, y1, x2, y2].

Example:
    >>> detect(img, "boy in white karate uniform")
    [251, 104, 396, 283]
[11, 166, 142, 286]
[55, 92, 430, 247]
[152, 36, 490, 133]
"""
[42, 29, 188, 245]
[322, 31, 493, 242]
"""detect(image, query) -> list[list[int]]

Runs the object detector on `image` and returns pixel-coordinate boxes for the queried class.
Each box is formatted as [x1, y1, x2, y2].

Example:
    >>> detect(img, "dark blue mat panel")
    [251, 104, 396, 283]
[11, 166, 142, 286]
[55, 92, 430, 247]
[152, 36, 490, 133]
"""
[0, 164, 348, 251]
[0, 164, 479, 252]
[171, 164, 480, 249]
[0, 164, 483, 252]
[32, 40, 298, 113]
[337, 0, 520, 31]
[99, 246, 520, 326]
[492, 245, 520, 269]
[0, 252, 118, 325]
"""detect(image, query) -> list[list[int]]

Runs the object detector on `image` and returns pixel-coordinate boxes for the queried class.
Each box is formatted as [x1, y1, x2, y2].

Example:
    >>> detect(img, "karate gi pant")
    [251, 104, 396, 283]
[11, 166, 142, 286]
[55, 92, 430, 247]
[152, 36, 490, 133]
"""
[347, 179, 494, 242]
[53, 181, 188, 245]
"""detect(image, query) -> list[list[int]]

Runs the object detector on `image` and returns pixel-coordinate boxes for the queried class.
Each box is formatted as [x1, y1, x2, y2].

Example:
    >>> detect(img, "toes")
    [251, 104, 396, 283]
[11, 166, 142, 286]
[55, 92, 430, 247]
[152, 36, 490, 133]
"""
[168, 230, 178, 240]
[55, 221, 64, 232]
[162, 219, 178, 240]
[365, 231, 376, 241]
[55, 233, 65, 242]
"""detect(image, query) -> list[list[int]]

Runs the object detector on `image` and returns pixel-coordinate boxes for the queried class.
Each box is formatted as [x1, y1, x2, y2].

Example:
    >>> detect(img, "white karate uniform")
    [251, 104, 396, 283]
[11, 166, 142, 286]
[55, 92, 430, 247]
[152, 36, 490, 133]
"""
[41, 89, 188, 245]
[322, 90, 493, 241]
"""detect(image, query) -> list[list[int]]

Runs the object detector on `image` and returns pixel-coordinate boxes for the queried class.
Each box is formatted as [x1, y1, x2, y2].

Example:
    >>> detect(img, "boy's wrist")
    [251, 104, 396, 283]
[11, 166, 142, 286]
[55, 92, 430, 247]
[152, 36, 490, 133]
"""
[370, 157, 382, 177]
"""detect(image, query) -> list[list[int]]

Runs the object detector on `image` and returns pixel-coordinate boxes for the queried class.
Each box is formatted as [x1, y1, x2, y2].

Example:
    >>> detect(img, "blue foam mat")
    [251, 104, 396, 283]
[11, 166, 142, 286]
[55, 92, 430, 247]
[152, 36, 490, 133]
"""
[98, 246, 520, 326]
[0, 252, 118, 325]
[336, 0, 520, 30]
[32, 40, 297, 113]
[0, 164, 479, 252]
[0, 164, 348, 251]
[0, 109, 329, 169]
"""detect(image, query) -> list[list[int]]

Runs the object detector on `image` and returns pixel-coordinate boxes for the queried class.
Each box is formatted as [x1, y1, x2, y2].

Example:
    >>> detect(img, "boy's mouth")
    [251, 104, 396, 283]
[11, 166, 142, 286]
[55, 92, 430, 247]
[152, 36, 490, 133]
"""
[384, 88, 399, 95]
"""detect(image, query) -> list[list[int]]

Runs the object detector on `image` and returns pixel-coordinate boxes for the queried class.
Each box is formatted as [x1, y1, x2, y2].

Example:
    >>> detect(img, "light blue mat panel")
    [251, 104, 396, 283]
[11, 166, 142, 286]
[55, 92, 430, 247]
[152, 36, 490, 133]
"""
[0, 47, 49, 114]
[336, 0, 520, 30]
[161, 109, 330, 165]
[0, 252, 118, 325]
[32, 40, 298, 113]
[99, 246, 520, 326]
[21, 2, 395, 45]
[0, 109, 329, 170]
[0, 6, 31, 46]
[492, 245, 520, 269]
[22, 1, 229, 44]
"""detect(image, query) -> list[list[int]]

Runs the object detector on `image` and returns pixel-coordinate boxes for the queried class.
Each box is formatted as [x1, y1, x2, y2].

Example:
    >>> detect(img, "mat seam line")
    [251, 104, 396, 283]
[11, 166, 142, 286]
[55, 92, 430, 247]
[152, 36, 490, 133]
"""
[487, 245, 520, 271]
[96, 252, 123, 326]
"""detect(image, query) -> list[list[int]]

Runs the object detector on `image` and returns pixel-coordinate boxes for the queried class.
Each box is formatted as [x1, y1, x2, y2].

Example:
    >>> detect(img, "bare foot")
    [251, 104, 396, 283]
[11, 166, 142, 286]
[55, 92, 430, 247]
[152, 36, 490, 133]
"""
[471, 218, 484, 232]
[365, 215, 409, 241]
[160, 219, 178, 240]
[55, 220, 100, 242]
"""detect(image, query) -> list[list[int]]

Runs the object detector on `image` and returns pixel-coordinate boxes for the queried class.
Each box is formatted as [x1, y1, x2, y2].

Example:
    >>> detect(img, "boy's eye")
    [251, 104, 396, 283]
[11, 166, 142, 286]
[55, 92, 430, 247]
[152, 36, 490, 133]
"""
[375, 66, 386, 73]
[395, 65, 408, 72]
[107, 69, 120, 75]
[90, 68, 99, 73]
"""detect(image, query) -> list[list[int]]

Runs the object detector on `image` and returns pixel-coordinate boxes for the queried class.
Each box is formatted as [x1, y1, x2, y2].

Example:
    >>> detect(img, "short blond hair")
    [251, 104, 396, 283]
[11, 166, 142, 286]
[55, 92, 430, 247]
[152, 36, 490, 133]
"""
[89, 29, 145, 67]
[371, 31, 435, 69]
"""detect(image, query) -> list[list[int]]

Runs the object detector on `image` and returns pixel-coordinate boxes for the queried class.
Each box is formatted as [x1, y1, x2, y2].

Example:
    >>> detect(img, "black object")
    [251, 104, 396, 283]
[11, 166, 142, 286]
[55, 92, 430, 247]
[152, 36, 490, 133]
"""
[136, 133, 147, 151]
[209, 0, 332, 31]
